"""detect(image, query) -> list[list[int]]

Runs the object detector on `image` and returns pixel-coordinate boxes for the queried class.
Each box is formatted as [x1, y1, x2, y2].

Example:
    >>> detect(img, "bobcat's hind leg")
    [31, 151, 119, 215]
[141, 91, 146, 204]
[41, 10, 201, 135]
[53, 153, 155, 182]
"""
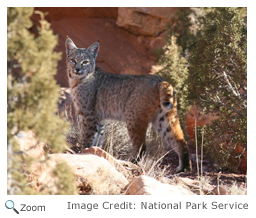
[173, 139, 191, 173]
[126, 120, 148, 163]
[153, 109, 192, 172]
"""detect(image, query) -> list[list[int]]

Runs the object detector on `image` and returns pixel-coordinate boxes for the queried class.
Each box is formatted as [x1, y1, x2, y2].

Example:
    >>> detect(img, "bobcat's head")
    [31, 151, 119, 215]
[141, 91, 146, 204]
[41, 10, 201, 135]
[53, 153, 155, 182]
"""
[65, 37, 100, 79]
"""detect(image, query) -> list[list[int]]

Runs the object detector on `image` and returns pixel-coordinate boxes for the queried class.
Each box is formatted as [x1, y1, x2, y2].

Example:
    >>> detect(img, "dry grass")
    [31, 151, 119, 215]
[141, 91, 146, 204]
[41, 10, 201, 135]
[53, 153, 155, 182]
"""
[101, 120, 175, 181]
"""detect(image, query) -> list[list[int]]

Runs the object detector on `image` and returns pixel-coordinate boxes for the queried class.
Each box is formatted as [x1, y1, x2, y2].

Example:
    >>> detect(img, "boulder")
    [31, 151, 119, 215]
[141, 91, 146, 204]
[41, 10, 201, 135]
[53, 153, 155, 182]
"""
[49, 153, 129, 194]
[125, 175, 195, 195]
[116, 8, 180, 36]
[82, 146, 139, 179]
[16, 130, 129, 194]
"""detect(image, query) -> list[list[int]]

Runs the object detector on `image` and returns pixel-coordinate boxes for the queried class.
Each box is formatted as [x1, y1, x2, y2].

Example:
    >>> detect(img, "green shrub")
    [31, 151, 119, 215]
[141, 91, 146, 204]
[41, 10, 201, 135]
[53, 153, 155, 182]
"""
[158, 8, 247, 172]
[53, 162, 76, 195]
[7, 7, 73, 194]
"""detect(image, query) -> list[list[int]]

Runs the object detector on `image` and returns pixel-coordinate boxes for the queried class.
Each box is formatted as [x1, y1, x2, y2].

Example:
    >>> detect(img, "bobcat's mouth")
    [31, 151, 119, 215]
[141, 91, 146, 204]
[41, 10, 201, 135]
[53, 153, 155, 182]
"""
[74, 72, 83, 75]
[71, 70, 91, 79]
[72, 70, 85, 76]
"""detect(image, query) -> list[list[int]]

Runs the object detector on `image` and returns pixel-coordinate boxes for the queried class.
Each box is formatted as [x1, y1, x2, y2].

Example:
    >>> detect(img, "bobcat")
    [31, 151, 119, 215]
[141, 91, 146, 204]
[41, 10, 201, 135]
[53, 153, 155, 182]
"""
[65, 37, 191, 172]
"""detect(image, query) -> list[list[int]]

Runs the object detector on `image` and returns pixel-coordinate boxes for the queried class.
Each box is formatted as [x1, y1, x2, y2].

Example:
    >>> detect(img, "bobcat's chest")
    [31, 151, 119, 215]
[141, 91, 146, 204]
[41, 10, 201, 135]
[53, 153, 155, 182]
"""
[71, 83, 97, 112]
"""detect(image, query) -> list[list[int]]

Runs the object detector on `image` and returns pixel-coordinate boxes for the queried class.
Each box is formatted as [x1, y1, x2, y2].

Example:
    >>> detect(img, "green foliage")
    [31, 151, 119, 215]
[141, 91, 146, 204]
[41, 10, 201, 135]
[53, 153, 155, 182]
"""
[158, 8, 247, 172]
[53, 162, 76, 195]
[188, 8, 247, 171]
[7, 8, 67, 152]
[7, 7, 72, 194]
[166, 8, 197, 54]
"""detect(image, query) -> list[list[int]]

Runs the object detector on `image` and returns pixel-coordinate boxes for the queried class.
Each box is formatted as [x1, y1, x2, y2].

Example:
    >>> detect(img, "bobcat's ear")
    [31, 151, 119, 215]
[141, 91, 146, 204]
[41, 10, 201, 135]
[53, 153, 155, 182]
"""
[87, 42, 100, 59]
[65, 37, 77, 56]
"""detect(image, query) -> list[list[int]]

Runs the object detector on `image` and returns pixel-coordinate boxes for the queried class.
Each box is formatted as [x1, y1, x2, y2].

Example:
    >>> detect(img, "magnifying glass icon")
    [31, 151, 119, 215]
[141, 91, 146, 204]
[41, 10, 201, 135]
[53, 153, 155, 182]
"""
[5, 200, 19, 214]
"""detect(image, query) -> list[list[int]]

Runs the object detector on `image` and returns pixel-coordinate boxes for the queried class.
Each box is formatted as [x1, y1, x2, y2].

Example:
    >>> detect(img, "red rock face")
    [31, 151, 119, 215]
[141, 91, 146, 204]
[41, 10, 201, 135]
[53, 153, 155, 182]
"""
[33, 7, 179, 87]
[36, 7, 118, 20]
[186, 105, 217, 140]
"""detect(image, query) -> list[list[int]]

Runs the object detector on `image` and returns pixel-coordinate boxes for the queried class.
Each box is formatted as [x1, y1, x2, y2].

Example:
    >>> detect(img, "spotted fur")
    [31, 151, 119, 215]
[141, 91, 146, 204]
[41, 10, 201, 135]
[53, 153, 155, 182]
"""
[65, 37, 191, 172]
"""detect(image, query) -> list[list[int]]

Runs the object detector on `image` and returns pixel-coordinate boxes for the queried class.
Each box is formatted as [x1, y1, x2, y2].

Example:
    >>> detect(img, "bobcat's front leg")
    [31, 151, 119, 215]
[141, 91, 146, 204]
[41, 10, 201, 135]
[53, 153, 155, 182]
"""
[78, 113, 98, 150]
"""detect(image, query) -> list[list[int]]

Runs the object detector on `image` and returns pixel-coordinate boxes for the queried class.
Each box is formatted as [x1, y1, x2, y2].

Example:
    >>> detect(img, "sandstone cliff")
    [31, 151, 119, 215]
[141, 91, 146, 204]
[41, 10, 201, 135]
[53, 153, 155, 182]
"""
[33, 7, 179, 87]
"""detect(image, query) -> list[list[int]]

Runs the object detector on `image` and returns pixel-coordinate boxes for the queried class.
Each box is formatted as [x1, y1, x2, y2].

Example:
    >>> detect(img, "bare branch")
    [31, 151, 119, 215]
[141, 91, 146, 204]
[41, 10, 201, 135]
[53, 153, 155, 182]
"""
[222, 71, 240, 97]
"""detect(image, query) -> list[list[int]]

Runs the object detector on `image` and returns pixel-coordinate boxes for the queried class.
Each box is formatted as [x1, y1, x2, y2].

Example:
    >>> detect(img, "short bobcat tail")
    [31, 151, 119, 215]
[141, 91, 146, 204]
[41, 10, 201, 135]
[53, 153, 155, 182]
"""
[158, 81, 177, 112]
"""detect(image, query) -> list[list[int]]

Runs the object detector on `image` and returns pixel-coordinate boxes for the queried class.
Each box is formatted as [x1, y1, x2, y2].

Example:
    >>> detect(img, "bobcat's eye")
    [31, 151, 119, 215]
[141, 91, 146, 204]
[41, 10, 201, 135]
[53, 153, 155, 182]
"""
[70, 59, 76, 64]
[82, 60, 89, 65]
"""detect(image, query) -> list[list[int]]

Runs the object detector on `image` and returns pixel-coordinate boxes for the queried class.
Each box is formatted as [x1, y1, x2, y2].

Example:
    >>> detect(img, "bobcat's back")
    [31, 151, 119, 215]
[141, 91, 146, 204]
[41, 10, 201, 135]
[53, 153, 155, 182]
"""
[91, 69, 165, 121]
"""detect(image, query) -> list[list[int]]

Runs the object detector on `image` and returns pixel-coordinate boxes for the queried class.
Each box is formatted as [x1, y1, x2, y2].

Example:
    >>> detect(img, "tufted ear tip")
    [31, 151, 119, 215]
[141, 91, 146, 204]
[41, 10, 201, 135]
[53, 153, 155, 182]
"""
[65, 37, 77, 56]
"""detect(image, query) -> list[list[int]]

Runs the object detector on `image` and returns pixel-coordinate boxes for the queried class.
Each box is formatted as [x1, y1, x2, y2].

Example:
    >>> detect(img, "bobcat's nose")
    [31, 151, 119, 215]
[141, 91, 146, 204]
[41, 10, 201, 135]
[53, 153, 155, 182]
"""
[75, 68, 81, 74]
